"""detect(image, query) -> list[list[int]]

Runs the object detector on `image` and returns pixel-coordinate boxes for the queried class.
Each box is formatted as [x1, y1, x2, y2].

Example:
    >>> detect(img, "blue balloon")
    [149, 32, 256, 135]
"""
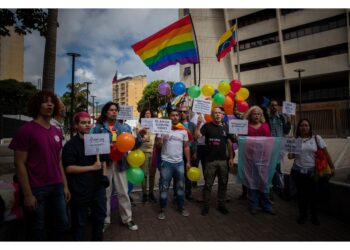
[172, 82, 186, 95]
[211, 89, 219, 98]
[224, 114, 228, 123]
[128, 181, 133, 194]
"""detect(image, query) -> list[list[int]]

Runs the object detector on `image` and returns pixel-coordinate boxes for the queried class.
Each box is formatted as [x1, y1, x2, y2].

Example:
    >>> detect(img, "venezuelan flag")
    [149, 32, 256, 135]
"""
[131, 15, 199, 71]
[216, 24, 237, 62]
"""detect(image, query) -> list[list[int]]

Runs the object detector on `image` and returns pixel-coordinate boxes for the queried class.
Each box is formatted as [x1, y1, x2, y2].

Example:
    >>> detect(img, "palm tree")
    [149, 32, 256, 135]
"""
[42, 9, 58, 91]
[61, 82, 92, 113]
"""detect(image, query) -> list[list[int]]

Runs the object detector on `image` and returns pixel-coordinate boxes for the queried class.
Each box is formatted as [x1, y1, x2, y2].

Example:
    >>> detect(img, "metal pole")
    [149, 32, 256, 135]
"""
[85, 82, 92, 112]
[91, 95, 96, 124]
[95, 101, 99, 121]
[294, 69, 305, 118]
[67, 52, 81, 137]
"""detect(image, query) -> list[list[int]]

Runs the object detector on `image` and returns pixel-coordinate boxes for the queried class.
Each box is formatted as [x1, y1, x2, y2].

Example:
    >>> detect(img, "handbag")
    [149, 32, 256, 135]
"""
[314, 135, 331, 179]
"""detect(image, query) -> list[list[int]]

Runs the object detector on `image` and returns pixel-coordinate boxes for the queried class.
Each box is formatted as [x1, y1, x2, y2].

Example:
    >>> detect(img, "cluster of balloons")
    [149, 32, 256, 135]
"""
[109, 133, 145, 185]
[158, 81, 187, 96]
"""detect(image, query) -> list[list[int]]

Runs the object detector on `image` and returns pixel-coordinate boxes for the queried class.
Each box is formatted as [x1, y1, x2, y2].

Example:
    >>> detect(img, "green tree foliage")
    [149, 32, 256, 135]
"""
[0, 79, 38, 115]
[137, 80, 174, 115]
[61, 82, 91, 114]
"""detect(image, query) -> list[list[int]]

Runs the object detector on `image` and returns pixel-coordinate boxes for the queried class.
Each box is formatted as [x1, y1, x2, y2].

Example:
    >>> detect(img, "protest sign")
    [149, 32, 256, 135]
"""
[228, 119, 248, 134]
[152, 119, 171, 134]
[281, 137, 302, 154]
[141, 118, 154, 129]
[84, 134, 110, 156]
[118, 105, 134, 120]
[282, 101, 296, 115]
[192, 99, 212, 115]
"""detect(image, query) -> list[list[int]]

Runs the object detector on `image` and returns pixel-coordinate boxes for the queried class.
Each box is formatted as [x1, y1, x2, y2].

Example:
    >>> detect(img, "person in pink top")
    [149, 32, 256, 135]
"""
[8, 90, 70, 240]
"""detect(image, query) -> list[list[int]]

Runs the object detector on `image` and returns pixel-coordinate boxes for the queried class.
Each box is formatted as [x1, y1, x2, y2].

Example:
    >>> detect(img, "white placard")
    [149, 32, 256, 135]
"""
[281, 137, 302, 154]
[282, 101, 296, 115]
[192, 99, 212, 115]
[84, 134, 110, 156]
[141, 118, 154, 130]
[118, 106, 134, 120]
[152, 119, 172, 135]
[228, 119, 248, 135]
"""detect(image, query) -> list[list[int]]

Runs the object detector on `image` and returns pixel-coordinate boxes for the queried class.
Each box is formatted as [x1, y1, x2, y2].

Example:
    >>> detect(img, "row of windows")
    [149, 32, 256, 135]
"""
[234, 32, 279, 52]
[292, 87, 348, 103]
[236, 57, 281, 72]
[236, 9, 276, 28]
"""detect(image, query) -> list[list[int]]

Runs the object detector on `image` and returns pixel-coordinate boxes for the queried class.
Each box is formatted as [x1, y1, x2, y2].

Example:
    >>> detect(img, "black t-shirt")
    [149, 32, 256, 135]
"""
[200, 122, 229, 162]
[62, 135, 107, 202]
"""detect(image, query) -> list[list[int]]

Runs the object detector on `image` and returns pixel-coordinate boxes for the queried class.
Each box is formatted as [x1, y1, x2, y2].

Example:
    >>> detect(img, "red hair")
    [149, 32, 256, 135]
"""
[73, 112, 90, 125]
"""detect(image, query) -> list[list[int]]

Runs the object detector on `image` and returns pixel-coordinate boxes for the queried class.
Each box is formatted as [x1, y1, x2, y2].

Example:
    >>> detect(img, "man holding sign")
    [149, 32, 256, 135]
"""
[62, 112, 109, 241]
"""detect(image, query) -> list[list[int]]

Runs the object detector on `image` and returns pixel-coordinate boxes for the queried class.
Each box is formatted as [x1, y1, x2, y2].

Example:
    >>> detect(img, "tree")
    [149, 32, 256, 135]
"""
[61, 82, 91, 113]
[0, 9, 59, 92]
[0, 79, 38, 115]
[137, 80, 174, 115]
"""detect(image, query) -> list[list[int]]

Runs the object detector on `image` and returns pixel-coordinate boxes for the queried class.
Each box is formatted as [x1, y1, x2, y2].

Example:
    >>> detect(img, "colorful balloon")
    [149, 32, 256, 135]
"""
[218, 81, 231, 95]
[187, 85, 201, 98]
[201, 84, 215, 97]
[172, 82, 186, 95]
[187, 167, 201, 181]
[204, 114, 213, 122]
[227, 91, 235, 100]
[230, 80, 241, 93]
[237, 100, 249, 112]
[236, 87, 250, 101]
[211, 89, 219, 98]
[213, 93, 225, 105]
[127, 149, 145, 167]
[158, 82, 170, 96]
[223, 96, 234, 115]
[115, 133, 135, 152]
[127, 168, 145, 185]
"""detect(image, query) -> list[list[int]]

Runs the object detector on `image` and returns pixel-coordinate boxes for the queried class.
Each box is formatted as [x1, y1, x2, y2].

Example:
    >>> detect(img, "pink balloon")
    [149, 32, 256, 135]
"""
[230, 80, 241, 93]
[237, 100, 249, 112]
[227, 91, 235, 100]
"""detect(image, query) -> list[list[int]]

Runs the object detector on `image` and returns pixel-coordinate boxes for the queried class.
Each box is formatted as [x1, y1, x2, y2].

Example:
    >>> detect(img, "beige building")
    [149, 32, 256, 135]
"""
[112, 75, 147, 118]
[0, 26, 24, 81]
[180, 9, 350, 137]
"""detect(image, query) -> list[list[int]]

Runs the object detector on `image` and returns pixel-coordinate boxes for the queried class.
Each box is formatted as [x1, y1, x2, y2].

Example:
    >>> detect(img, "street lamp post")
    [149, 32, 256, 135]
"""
[85, 82, 92, 112]
[95, 101, 99, 123]
[67, 52, 81, 137]
[91, 95, 96, 124]
[294, 68, 305, 118]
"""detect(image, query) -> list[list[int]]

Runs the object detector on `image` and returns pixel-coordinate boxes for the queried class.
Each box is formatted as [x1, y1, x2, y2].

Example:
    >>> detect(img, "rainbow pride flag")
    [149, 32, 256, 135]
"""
[216, 24, 237, 62]
[131, 15, 199, 71]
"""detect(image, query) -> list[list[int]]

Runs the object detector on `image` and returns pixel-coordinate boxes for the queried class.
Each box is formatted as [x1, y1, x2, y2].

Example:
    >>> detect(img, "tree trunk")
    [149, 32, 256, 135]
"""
[42, 9, 58, 92]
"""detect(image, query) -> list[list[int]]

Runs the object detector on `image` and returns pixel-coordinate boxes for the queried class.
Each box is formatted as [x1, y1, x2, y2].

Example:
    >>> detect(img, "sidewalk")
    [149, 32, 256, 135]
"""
[103, 180, 350, 241]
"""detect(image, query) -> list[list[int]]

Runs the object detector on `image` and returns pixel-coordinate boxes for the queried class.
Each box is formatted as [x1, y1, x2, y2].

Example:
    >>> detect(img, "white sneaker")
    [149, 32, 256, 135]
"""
[125, 220, 138, 231]
[158, 211, 166, 220]
[180, 209, 190, 217]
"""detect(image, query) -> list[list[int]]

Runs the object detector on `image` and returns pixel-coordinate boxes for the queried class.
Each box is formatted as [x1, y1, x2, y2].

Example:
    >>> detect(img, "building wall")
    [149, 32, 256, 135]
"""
[112, 75, 147, 118]
[0, 26, 24, 81]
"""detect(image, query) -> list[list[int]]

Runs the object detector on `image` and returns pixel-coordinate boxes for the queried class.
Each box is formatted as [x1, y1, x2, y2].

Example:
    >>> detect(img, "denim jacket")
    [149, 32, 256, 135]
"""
[90, 121, 143, 171]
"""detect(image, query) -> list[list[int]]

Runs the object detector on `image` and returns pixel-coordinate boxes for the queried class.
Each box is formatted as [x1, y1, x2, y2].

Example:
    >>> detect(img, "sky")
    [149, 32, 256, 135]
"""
[23, 9, 180, 104]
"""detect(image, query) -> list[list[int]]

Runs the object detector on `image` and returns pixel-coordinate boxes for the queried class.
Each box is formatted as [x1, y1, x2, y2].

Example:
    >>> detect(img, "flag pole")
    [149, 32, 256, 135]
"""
[235, 18, 241, 81]
[189, 13, 201, 87]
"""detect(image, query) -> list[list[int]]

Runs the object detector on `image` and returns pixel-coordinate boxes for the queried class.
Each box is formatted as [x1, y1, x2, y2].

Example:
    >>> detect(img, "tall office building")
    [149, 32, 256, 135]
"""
[180, 9, 350, 137]
[112, 75, 147, 118]
[0, 26, 24, 81]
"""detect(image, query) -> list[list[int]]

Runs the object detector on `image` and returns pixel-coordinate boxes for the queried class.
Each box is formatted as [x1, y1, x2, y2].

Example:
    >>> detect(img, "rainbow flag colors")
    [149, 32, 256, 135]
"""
[131, 15, 199, 71]
[216, 24, 237, 62]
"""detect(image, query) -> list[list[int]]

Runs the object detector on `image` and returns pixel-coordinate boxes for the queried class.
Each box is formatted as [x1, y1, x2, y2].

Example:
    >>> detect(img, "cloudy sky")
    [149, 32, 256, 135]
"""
[24, 9, 180, 104]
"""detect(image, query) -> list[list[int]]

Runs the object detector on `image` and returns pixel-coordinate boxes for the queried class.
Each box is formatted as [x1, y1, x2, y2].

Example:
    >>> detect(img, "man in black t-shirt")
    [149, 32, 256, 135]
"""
[195, 107, 235, 216]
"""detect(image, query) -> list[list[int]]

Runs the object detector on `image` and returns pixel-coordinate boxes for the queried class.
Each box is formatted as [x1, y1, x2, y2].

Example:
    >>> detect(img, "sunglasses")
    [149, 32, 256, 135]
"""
[180, 110, 187, 113]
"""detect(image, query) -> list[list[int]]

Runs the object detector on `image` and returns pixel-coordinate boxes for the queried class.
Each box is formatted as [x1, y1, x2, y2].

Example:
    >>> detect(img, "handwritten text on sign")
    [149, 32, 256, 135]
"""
[282, 101, 296, 115]
[118, 106, 134, 120]
[84, 133, 110, 156]
[281, 137, 302, 154]
[152, 119, 171, 135]
[141, 118, 154, 130]
[192, 99, 212, 115]
[228, 119, 248, 134]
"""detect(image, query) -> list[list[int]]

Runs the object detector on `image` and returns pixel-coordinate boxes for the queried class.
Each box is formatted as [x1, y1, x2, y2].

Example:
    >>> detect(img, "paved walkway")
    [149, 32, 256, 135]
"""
[103, 180, 350, 241]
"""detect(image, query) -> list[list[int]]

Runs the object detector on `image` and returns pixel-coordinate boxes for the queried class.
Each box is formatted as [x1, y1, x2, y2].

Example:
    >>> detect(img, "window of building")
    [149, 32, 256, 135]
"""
[236, 9, 276, 28]
[235, 32, 279, 52]
[236, 57, 281, 72]
[184, 67, 191, 76]
[184, 9, 190, 16]
[280, 9, 301, 16]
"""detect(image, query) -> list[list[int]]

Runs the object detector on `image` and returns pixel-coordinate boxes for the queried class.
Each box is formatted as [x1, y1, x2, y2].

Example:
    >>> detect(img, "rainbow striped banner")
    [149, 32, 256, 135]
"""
[131, 15, 199, 71]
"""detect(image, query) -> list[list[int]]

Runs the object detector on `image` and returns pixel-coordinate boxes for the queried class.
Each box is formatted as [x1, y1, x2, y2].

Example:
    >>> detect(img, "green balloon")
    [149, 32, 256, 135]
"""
[127, 168, 144, 185]
[213, 93, 225, 105]
[187, 85, 201, 98]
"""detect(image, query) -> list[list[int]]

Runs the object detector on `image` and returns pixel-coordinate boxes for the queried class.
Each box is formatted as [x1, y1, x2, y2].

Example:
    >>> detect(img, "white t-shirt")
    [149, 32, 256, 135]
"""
[158, 129, 188, 163]
[294, 135, 326, 169]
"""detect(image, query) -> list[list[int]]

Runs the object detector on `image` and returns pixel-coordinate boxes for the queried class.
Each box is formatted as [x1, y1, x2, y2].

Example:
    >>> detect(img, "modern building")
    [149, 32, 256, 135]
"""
[0, 26, 24, 81]
[112, 75, 147, 118]
[180, 9, 350, 137]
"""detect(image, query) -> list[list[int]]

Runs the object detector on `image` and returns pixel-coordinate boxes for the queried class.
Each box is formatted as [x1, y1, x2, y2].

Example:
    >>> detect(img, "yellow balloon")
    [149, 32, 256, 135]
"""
[236, 87, 250, 101]
[186, 167, 201, 181]
[127, 149, 145, 167]
[217, 81, 230, 95]
[201, 84, 215, 97]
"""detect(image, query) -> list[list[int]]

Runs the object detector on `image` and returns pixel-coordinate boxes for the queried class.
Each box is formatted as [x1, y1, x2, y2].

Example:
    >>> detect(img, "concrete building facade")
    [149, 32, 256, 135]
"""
[112, 75, 147, 118]
[180, 9, 350, 137]
[0, 26, 24, 81]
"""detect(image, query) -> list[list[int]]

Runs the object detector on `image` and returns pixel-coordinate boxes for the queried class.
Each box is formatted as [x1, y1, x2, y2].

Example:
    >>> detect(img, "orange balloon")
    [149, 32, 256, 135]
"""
[204, 114, 213, 123]
[115, 133, 135, 152]
[223, 96, 233, 108]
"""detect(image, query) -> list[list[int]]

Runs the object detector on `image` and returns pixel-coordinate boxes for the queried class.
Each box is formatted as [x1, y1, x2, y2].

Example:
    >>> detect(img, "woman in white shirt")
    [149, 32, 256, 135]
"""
[288, 119, 335, 225]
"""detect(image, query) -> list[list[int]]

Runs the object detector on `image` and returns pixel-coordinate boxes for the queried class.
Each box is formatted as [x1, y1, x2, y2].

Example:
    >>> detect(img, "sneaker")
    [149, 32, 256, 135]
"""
[148, 193, 157, 203]
[201, 206, 209, 216]
[142, 194, 148, 203]
[103, 223, 110, 233]
[125, 221, 138, 231]
[218, 206, 229, 215]
[179, 208, 190, 217]
[158, 210, 166, 220]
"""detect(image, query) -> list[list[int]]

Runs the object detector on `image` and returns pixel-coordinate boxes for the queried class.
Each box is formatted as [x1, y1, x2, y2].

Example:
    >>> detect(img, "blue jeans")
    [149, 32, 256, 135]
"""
[159, 160, 185, 210]
[70, 187, 107, 241]
[28, 183, 68, 241]
[248, 188, 272, 211]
